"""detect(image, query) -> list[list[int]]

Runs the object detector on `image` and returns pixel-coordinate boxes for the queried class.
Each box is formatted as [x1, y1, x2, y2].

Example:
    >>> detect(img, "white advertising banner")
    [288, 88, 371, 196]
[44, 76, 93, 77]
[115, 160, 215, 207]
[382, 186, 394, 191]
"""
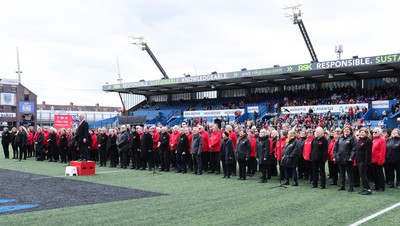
[247, 106, 259, 113]
[281, 103, 369, 114]
[372, 100, 389, 109]
[0, 112, 17, 117]
[184, 109, 244, 117]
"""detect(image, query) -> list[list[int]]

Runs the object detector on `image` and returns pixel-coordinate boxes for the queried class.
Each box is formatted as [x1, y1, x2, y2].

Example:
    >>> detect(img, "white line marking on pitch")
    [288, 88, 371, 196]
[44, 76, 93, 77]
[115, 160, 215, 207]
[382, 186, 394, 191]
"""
[349, 202, 400, 226]
[31, 170, 127, 180]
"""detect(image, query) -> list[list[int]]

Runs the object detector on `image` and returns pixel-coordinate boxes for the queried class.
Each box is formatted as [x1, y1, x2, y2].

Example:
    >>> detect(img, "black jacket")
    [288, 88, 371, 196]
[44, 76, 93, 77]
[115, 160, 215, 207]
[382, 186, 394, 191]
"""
[386, 137, 400, 163]
[1, 131, 11, 145]
[236, 136, 250, 161]
[296, 137, 306, 156]
[131, 131, 141, 151]
[221, 138, 235, 164]
[76, 120, 89, 145]
[333, 135, 356, 165]
[34, 132, 44, 152]
[356, 137, 372, 164]
[141, 132, 153, 152]
[282, 137, 299, 167]
[98, 133, 109, 150]
[310, 136, 328, 162]
[107, 134, 117, 154]
[176, 133, 189, 154]
[159, 132, 170, 152]
[191, 134, 203, 155]
[256, 136, 270, 165]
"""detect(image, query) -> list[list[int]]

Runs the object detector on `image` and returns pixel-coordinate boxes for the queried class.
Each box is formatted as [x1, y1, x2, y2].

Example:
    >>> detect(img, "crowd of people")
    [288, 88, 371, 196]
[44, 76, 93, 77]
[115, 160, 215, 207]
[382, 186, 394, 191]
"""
[2, 113, 400, 196]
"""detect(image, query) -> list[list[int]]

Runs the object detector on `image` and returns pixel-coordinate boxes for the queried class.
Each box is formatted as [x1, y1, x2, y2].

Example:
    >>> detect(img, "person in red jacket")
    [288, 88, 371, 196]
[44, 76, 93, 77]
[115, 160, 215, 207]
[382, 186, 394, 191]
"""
[169, 126, 179, 169]
[327, 128, 341, 185]
[151, 126, 160, 169]
[27, 127, 34, 158]
[247, 130, 257, 177]
[199, 125, 210, 172]
[371, 127, 387, 192]
[185, 127, 193, 171]
[303, 129, 314, 181]
[275, 130, 287, 181]
[209, 124, 222, 174]
[90, 129, 98, 161]
[43, 127, 50, 160]
[226, 125, 237, 176]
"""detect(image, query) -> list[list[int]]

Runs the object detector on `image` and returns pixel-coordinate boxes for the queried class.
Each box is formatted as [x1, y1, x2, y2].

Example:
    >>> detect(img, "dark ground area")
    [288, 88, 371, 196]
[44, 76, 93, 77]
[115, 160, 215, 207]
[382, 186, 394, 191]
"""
[0, 169, 165, 215]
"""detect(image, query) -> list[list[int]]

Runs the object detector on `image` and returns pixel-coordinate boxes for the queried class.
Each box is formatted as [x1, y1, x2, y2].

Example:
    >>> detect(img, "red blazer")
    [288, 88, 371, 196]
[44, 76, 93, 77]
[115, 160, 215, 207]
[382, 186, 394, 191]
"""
[28, 132, 34, 145]
[200, 130, 210, 152]
[303, 136, 314, 161]
[275, 137, 286, 161]
[91, 134, 98, 151]
[229, 131, 237, 151]
[209, 130, 222, 152]
[152, 131, 160, 149]
[249, 137, 256, 157]
[169, 131, 179, 151]
[327, 138, 336, 161]
[372, 136, 386, 165]
[186, 133, 192, 153]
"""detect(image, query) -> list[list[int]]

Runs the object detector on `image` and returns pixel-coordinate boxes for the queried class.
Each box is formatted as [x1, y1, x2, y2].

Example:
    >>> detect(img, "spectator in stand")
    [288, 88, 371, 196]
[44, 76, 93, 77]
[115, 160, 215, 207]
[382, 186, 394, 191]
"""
[371, 127, 387, 192]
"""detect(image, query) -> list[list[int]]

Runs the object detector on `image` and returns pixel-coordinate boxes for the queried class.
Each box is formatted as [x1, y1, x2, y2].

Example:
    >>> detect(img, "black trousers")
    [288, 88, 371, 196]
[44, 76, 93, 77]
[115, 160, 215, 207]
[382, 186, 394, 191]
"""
[160, 148, 170, 171]
[2, 143, 9, 158]
[371, 163, 385, 190]
[170, 150, 176, 168]
[358, 162, 371, 190]
[27, 145, 33, 157]
[210, 152, 220, 173]
[312, 161, 326, 187]
[260, 164, 268, 180]
[153, 148, 160, 168]
[110, 151, 119, 167]
[142, 151, 154, 169]
[12, 145, 18, 159]
[193, 154, 202, 174]
[99, 148, 107, 165]
[278, 161, 285, 180]
[201, 152, 209, 172]
[60, 147, 67, 163]
[328, 161, 339, 183]
[18, 145, 27, 160]
[135, 150, 142, 168]
[247, 156, 257, 175]
[386, 162, 400, 185]
[176, 152, 187, 172]
[79, 143, 88, 160]
[238, 159, 247, 179]
[120, 151, 129, 168]
[338, 163, 354, 189]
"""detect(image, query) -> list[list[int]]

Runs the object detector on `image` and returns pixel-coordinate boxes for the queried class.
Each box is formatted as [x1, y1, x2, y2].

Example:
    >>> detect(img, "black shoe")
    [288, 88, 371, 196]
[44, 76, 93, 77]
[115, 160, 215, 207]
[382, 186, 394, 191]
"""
[320, 186, 326, 189]
[225, 176, 230, 179]
[311, 185, 318, 188]
[223, 176, 227, 178]
[329, 181, 337, 185]
[348, 188, 354, 192]
[182, 171, 187, 174]
[259, 180, 267, 183]
[208, 171, 215, 174]
[338, 187, 345, 191]
[376, 188, 384, 192]
[197, 173, 202, 175]
[361, 190, 372, 195]
[283, 180, 290, 185]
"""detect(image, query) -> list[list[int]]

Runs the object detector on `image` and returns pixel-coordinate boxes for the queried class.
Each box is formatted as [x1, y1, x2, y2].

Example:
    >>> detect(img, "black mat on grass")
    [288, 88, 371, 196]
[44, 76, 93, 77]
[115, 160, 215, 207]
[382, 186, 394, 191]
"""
[0, 169, 165, 215]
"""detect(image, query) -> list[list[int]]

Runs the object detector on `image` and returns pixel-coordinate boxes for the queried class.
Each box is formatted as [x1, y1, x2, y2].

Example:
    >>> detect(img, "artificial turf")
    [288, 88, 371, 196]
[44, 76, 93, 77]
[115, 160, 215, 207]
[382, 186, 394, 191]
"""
[0, 146, 399, 225]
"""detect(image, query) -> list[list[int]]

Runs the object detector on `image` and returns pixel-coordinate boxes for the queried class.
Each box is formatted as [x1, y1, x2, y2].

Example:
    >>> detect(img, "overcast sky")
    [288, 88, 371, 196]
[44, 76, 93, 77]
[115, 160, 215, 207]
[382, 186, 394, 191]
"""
[1, 0, 399, 107]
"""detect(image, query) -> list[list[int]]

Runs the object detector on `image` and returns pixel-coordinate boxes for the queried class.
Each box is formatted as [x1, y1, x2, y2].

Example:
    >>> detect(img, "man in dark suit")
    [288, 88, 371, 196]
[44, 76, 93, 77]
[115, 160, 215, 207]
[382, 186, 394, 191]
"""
[76, 114, 89, 161]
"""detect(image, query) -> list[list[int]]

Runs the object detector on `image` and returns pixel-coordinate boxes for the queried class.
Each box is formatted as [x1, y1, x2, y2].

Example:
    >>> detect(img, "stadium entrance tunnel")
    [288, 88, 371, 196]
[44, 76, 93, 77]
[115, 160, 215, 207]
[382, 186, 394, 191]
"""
[0, 169, 165, 215]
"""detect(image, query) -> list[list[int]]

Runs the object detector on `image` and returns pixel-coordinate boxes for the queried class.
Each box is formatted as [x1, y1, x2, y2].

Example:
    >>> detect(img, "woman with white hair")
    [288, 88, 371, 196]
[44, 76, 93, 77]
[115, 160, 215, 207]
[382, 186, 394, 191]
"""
[371, 127, 386, 192]
[310, 127, 328, 189]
